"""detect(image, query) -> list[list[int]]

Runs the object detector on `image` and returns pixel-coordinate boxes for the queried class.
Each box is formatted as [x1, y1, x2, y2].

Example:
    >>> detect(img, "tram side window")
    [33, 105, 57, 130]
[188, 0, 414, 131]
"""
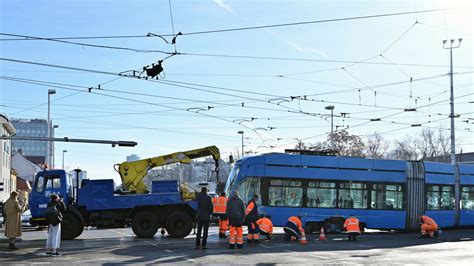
[236, 177, 261, 204]
[306, 181, 336, 208]
[426, 185, 454, 210]
[338, 182, 368, 209]
[268, 179, 303, 207]
[461, 186, 474, 210]
[371, 184, 404, 210]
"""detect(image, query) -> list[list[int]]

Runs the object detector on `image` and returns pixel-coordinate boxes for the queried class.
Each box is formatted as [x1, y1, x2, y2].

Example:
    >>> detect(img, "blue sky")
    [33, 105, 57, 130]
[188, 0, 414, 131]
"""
[0, 0, 472, 181]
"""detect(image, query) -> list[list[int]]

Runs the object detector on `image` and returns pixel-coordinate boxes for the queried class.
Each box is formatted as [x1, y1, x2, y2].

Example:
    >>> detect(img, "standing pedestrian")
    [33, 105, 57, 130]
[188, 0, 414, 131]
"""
[4, 191, 25, 249]
[45, 194, 66, 256]
[212, 192, 229, 238]
[245, 194, 260, 243]
[226, 190, 246, 249]
[195, 187, 213, 249]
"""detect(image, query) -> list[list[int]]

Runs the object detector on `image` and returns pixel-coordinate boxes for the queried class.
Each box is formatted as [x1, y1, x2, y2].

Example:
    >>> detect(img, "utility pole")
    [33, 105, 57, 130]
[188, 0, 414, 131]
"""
[325, 105, 335, 148]
[237, 131, 244, 157]
[47, 89, 56, 168]
[443, 38, 463, 165]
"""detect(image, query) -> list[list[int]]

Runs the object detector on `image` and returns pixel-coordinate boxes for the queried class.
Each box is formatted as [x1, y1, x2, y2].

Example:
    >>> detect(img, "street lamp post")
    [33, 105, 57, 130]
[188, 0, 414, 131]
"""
[52, 125, 58, 168]
[237, 131, 244, 157]
[47, 89, 56, 168]
[325, 105, 335, 148]
[443, 38, 463, 165]
[62, 150, 67, 169]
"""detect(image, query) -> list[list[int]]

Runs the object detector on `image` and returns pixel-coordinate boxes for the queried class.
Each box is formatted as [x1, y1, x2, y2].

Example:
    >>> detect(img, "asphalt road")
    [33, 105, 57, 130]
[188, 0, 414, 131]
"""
[1, 226, 474, 264]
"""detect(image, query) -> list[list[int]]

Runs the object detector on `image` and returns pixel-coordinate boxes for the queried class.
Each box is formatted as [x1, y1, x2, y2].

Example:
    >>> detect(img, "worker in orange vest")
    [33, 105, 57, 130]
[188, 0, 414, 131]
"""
[245, 194, 260, 243]
[420, 215, 439, 238]
[256, 215, 273, 240]
[283, 215, 306, 242]
[343, 215, 361, 242]
[212, 192, 229, 239]
[226, 191, 245, 249]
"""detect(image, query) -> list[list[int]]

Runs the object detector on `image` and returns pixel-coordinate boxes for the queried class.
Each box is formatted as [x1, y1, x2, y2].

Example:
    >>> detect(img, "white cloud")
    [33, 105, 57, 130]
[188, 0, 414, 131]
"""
[212, 0, 327, 58]
[213, 0, 237, 15]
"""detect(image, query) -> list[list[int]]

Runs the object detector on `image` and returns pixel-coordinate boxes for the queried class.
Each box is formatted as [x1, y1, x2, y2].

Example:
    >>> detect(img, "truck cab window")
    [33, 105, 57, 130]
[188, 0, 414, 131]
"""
[35, 176, 45, 193]
[46, 176, 61, 189]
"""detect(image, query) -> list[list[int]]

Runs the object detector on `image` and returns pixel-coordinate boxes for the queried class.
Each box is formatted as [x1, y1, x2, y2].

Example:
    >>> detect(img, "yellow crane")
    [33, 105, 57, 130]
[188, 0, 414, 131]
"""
[115, 146, 220, 196]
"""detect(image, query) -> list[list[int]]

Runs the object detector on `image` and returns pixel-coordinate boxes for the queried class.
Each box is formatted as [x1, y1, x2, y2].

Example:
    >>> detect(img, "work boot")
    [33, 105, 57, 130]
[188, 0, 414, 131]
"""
[237, 244, 243, 249]
[228, 244, 235, 249]
[8, 244, 18, 250]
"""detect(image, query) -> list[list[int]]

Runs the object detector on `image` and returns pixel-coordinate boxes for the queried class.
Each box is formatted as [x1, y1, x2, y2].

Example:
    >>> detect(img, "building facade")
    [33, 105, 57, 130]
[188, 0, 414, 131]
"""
[0, 114, 16, 204]
[11, 118, 53, 166]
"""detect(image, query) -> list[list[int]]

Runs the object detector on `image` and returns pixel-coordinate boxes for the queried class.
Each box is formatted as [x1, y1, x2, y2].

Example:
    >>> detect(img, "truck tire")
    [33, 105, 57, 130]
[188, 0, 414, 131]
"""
[61, 212, 83, 240]
[165, 211, 193, 238]
[132, 211, 159, 238]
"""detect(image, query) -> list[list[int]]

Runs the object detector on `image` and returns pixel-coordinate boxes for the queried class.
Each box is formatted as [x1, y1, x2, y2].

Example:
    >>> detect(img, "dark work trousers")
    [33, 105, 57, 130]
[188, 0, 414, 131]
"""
[196, 219, 210, 247]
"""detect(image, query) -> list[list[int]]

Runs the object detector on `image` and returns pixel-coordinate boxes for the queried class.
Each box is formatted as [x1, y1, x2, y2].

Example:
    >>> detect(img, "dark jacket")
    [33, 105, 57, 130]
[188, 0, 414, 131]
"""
[196, 192, 213, 221]
[226, 195, 245, 226]
[47, 200, 66, 225]
[246, 199, 258, 221]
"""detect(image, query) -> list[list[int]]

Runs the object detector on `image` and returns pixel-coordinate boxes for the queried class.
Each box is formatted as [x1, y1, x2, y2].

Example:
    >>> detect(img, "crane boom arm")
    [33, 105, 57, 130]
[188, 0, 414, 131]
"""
[116, 146, 220, 193]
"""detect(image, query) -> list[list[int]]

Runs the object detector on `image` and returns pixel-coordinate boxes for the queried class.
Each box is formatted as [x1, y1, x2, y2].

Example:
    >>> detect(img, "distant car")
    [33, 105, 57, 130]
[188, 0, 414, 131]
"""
[21, 210, 32, 227]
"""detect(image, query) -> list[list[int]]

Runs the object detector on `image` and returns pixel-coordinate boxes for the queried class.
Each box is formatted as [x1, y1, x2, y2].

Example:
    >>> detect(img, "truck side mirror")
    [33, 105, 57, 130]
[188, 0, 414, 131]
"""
[229, 155, 234, 164]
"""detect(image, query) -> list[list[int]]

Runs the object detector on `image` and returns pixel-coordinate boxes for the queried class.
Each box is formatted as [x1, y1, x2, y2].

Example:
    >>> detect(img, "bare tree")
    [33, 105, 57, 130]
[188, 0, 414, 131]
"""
[365, 132, 389, 159]
[389, 136, 421, 161]
[328, 130, 365, 157]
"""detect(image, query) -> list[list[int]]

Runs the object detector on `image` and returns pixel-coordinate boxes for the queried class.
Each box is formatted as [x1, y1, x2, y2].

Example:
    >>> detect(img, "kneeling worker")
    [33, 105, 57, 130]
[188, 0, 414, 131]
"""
[420, 215, 439, 238]
[343, 214, 361, 242]
[257, 215, 273, 240]
[283, 215, 307, 243]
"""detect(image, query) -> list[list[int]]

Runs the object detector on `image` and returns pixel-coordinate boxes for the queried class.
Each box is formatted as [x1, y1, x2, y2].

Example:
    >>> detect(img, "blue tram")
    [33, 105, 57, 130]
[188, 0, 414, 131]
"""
[224, 152, 474, 232]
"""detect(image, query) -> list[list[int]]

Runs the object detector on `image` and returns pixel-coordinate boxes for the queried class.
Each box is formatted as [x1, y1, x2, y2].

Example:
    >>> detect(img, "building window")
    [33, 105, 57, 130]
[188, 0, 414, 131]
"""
[371, 184, 404, 210]
[426, 185, 454, 210]
[268, 179, 303, 207]
[338, 182, 368, 209]
[461, 186, 474, 210]
[307, 181, 337, 208]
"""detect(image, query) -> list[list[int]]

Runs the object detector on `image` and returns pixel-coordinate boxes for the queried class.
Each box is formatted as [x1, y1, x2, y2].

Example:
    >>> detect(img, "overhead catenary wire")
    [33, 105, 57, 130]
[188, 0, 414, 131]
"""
[0, 9, 445, 41]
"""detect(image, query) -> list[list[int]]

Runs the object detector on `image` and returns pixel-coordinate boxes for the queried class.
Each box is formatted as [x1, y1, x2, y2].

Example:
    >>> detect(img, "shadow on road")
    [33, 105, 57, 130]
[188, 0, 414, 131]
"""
[0, 229, 473, 264]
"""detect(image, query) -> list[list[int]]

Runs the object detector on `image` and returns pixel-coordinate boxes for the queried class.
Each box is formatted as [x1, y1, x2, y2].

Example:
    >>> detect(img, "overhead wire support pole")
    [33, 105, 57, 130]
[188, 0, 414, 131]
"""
[443, 38, 463, 165]
[0, 136, 137, 147]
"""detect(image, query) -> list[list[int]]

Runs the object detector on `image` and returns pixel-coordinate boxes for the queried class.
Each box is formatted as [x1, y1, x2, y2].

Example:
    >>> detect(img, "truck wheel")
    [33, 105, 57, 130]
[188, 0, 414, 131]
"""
[165, 211, 193, 238]
[61, 212, 83, 240]
[132, 211, 159, 238]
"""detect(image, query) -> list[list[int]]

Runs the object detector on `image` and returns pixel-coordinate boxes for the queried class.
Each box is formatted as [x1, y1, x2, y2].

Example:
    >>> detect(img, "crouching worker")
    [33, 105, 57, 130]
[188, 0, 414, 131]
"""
[283, 215, 307, 244]
[343, 215, 361, 242]
[257, 215, 273, 240]
[420, 215, 439, 238]
[226, 191, 246, 249]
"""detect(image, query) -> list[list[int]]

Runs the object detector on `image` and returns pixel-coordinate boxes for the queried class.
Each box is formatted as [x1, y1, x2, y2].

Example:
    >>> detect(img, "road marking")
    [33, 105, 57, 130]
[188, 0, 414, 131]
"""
[164, 249, 173, 253]
[357, 244, 375, 248]
[111, 229, 133, 237]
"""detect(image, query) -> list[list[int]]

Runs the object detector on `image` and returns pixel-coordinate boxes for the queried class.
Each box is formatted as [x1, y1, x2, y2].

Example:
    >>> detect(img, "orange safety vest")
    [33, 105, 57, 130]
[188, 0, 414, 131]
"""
[213, 196, 228, 214]
[344, 217, 361, 233]
[257, 217, 273, 234]
[421, 215, 438, 228]
[288, 216, 304, 233]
